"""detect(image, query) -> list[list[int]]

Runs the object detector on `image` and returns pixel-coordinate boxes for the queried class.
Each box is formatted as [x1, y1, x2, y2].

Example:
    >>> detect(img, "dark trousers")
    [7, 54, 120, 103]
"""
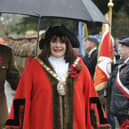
[107, 114, 116, 129]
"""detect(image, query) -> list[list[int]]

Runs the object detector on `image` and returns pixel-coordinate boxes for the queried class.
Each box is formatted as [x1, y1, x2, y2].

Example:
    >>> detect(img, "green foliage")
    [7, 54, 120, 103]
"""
[40, 18, 78, 35]
[17, 16, 37, 34]
[112, 12, 129, 37]
[92, 0, 129, 37]
[16, 17, 78, 35]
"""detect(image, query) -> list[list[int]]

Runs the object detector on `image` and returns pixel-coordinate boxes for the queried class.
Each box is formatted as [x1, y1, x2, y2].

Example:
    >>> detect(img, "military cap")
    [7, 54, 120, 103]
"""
[119, 37, 129, 46]
[87, 35, 98, 44]
[39, 25, 80, 49]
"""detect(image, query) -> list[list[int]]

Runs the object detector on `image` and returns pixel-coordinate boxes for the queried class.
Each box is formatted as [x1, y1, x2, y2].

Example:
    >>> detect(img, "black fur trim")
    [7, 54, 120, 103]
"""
[5, 99, 25, 128]
[90, 97, 108, 124]
[64, 77, 74, 129]
[90, 108, 98, 128]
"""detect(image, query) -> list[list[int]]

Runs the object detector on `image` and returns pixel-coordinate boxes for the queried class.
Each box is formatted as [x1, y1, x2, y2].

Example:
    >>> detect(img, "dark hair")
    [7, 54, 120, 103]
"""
[38, 35, 76, 63]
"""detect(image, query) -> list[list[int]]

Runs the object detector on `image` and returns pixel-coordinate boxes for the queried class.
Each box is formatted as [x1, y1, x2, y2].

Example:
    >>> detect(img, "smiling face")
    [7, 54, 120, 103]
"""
[50, 36, 66, 58]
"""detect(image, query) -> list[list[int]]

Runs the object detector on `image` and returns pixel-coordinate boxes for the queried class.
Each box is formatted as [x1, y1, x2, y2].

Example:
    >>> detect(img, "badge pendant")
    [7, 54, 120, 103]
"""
[57, 81, 65, 96]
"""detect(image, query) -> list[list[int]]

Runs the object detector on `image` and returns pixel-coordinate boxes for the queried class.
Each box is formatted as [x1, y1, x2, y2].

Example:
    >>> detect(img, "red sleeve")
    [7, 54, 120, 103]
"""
[81, 59, 110, 128]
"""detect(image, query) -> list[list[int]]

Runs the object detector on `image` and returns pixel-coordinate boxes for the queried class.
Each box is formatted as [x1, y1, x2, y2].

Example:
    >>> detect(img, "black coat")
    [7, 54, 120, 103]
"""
[83, 49, 98, 78]
[107, 59, 129, 117]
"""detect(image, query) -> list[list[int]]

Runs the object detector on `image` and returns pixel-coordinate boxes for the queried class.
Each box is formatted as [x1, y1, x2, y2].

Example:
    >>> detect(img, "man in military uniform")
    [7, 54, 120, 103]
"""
[82, 35, 99, 78]
[0, 39, 19, 129]
[108, 37, 129, 128]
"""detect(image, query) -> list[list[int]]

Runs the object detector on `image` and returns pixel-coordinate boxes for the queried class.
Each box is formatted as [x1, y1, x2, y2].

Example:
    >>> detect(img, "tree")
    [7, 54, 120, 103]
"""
[112, 12, 129, 37]
[17, 17, 78, 35]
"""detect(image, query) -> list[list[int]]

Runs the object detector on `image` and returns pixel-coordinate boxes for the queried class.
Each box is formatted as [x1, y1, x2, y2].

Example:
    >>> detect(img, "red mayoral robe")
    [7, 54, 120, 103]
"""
[5, 57, 110, 129]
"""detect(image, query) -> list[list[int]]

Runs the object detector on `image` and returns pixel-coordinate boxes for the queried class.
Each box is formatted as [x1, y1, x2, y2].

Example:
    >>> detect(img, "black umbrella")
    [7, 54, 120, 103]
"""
[0, 0, 107, 23]
[0, 0, 107, 55]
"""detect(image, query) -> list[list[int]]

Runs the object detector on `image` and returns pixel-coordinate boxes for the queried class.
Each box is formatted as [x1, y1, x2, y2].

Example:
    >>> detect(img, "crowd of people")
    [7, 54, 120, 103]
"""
[0, 25, 129, 129]
[82, 34, 129, 129]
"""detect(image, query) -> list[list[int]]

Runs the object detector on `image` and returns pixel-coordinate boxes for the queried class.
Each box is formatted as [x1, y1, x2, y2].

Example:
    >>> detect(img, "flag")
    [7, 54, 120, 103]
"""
[94, 23, 115, 91]
[78, 21, 88, 57]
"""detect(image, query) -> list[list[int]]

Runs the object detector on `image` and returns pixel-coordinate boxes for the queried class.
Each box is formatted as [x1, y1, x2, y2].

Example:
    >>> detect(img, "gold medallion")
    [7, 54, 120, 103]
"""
[57, 81, 65, 96]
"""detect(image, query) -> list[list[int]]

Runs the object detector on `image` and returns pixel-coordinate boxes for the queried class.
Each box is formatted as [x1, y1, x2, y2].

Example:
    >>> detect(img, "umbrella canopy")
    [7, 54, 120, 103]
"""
[0, 0, 107, 23]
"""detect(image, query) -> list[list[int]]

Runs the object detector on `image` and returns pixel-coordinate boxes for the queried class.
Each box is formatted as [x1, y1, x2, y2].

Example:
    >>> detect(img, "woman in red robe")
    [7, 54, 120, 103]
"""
[5, 25, 110, 129]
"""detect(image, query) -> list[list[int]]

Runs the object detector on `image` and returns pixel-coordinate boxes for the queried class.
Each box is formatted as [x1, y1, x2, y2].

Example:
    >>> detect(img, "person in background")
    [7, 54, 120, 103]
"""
[114, 37, 120, 61]
[107, 36, 129, 129]
[82, 35, 99, 79]
[5, 26, 110, 129]
[0, 38, 19, 129]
